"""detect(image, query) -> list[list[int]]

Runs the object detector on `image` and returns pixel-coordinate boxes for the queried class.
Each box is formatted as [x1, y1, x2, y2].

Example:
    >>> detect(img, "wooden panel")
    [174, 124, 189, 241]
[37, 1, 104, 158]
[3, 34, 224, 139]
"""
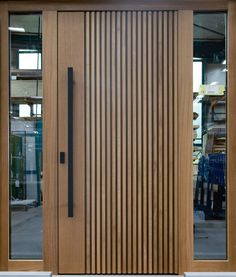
[83, 10, 178, 274]
[42, 11, 58, 274]
[0, 3, 9, 271]
[58, 12, 85, 274]
[8, 261, 43, 271]
[1, 3, 236, 275]
[5, 1, 228, 12]
[178, 10, 193, 274]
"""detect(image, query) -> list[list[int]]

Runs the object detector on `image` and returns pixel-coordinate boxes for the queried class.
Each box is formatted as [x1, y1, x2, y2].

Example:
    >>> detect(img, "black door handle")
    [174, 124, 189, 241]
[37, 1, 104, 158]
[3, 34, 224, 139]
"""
[60, 152, 65, 164]
[68, 67, 74, 217]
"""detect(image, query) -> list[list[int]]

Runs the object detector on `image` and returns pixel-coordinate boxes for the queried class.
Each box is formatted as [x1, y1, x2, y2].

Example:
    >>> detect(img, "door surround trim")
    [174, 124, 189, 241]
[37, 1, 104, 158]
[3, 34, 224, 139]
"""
[0, 1, 236, 275]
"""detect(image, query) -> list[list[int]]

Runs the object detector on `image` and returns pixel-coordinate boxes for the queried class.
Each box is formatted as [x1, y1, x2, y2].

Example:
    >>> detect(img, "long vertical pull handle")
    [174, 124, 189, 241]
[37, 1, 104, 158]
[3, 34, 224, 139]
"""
[68, 67, 74, 217]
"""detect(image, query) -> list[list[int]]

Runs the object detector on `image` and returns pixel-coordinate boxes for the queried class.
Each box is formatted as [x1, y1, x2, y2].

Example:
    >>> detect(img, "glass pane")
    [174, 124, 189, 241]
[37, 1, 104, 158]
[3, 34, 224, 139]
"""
[193, 12, 227, 260]
[9, 13, 43, 259]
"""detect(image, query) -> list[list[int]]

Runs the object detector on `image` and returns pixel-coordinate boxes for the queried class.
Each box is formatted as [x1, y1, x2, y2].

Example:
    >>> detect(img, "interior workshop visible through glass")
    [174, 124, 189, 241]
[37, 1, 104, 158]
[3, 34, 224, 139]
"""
[193, 12, 227, 260]
[9, 14, 43, 259]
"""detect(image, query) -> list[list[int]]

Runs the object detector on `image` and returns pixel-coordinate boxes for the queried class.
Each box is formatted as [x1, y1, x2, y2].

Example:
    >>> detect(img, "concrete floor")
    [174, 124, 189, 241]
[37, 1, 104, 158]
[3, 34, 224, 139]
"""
[194, 220, 226, 259]
[10, 206, 227, 261]
[10, 206, 42, 259]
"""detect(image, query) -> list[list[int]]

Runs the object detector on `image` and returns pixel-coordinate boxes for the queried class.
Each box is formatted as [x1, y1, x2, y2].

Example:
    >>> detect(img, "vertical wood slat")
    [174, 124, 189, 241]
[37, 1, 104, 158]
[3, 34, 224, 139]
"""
[152, 10, 158, 275]
[131, 11, 137, 274]
[142, 11, 148, 274]
[168, 11, 173, 274]
[43, 11, 58, 274]
[111, 11, 117, 274]
[173, 11, 178, 274]
[147, 10, 153, 274]
[85, 11, 91, 274]
[127, 11, 132, 274]
[95, 11, 101, 274]
[83, 10, 178, 274]
[158, 11, 163, 273]
[137, 11, 143, 274]
[90, 11, 96, 274]
[101, 11, 106, 274]
[106, 11, 112, 274]
[121, 11, 127, 274]
[116, 11, 122, 274]
[163, 11, 168, 274]
[178, 10, 193, 274]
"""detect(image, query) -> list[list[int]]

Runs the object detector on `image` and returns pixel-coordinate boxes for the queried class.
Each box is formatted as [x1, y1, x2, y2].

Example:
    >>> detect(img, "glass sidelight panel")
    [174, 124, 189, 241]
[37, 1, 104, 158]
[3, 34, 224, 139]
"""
[9, 14, 43, 259]
[193, 12, 227, 259]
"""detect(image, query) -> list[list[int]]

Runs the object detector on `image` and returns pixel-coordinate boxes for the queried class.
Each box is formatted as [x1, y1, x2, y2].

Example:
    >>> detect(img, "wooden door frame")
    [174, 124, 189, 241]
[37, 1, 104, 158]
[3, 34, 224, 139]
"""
[0, 0, 236, 275]
[178, 4, 236, 273]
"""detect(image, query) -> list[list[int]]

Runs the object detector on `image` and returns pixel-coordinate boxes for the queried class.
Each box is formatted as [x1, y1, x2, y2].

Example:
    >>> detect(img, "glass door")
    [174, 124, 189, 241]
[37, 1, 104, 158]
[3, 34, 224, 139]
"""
[9, 13, 43, 260]
[192, 12, 227, 260]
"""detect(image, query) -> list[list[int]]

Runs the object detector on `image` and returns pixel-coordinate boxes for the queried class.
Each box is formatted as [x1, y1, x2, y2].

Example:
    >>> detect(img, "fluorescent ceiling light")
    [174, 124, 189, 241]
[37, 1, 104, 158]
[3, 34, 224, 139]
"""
[8, 27, 25, 32]
[222, 60, 226, 65]
[19, 49, 37, 53]
[210, 81, 218, 85]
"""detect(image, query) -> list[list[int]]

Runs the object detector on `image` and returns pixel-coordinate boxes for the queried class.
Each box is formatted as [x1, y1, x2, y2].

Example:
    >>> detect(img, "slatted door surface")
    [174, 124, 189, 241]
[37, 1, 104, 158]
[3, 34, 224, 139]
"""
[58, 11, 178, 274]
[84, 10, 178, 274]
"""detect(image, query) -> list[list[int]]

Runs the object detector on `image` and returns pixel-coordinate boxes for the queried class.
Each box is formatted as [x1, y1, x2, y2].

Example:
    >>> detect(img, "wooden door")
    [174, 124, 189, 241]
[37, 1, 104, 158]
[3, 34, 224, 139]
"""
[58, 11, 178, 274]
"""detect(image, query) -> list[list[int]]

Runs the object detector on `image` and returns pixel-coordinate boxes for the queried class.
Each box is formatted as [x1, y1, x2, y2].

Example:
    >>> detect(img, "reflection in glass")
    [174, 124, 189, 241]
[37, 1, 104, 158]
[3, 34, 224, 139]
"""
[193, 12, 227, 260]
[9, 14, 43, 259]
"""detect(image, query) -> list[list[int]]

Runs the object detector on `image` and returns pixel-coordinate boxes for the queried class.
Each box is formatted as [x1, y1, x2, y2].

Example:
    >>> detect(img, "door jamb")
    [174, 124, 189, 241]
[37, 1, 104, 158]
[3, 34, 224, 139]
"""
[0, 1, 235, 274]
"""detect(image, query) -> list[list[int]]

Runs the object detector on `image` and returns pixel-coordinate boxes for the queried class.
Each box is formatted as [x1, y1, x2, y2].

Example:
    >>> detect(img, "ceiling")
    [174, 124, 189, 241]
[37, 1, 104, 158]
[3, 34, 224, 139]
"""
[9, 14, 42, 34]
[194, 13, 226, 40]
